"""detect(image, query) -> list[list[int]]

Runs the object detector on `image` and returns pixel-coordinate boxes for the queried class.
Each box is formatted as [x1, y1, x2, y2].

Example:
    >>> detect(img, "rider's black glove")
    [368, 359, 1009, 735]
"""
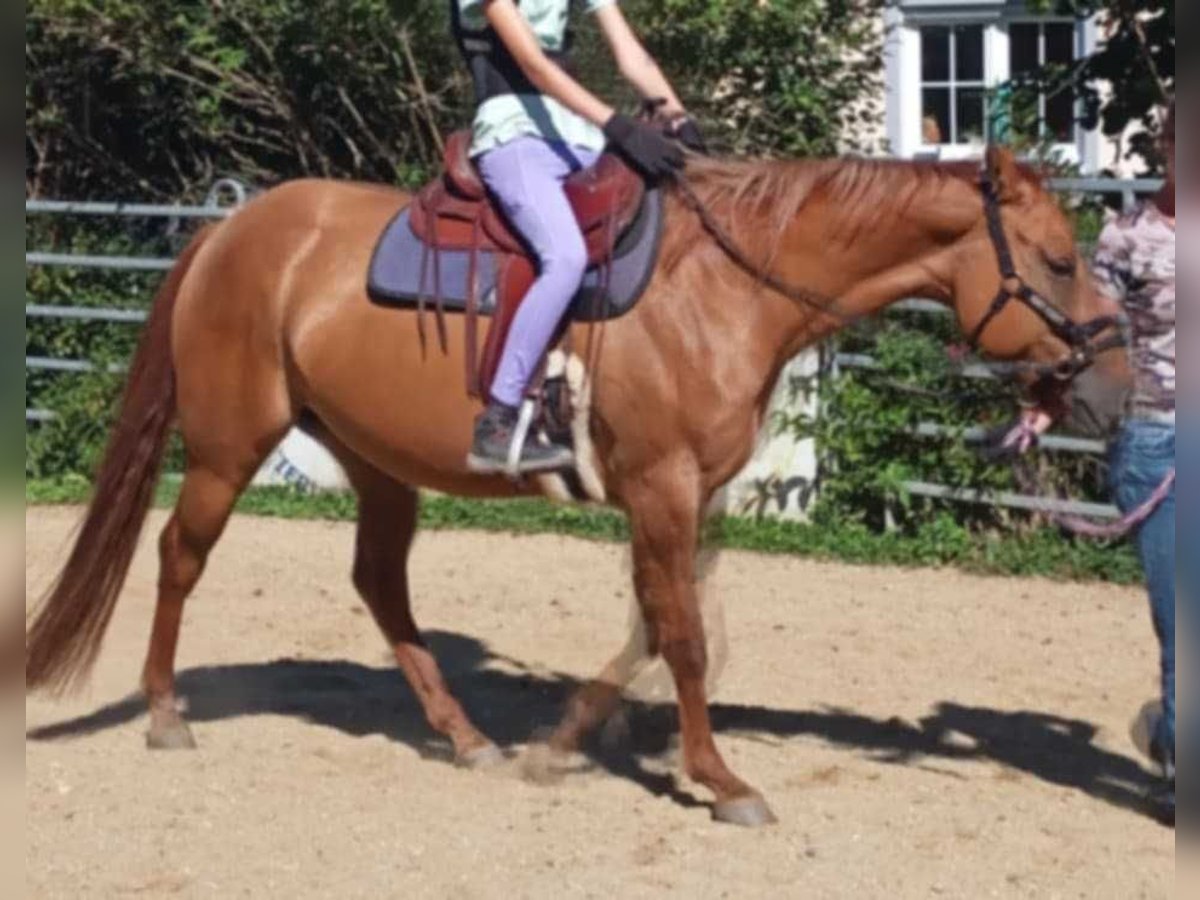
[671, 118, 708, 155]
[603, 113, 685, 180]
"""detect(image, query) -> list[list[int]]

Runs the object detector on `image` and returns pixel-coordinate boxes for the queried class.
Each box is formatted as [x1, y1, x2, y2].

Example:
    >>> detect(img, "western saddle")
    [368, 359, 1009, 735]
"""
[408, 130, 645, 397]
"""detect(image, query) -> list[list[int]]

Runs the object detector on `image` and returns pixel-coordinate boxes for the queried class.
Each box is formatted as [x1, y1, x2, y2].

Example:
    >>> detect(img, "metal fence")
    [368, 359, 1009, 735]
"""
[25, 180, 248, 423]
[25, 175, 1159, 520]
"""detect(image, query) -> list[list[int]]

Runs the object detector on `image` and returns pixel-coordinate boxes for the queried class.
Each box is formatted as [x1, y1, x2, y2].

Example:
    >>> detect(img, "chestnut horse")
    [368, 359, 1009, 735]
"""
[26, 146, 1127, 826]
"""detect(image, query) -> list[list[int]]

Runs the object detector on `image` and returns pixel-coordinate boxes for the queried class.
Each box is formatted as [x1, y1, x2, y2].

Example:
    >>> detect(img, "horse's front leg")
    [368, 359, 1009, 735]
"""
[623, 462, 775, 825]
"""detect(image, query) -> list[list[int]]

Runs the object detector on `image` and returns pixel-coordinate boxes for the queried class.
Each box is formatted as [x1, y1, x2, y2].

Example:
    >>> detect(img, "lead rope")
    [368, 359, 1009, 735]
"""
[999, 418, 1175, 539]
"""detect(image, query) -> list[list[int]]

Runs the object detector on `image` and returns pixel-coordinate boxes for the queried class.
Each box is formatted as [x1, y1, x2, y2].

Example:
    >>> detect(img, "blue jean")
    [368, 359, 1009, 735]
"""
[476, 137, 601, 408]
[1178, 424, 1196, 767]
[1109, 419, 1176, 762]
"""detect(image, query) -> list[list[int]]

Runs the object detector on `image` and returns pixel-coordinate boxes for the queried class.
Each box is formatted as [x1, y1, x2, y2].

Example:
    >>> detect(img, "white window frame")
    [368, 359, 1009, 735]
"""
[916, 23, 989, 148]
[1005, 17, 1083, 147]
[884, 4, 1100, 170]
[914, 21, 1000, 156]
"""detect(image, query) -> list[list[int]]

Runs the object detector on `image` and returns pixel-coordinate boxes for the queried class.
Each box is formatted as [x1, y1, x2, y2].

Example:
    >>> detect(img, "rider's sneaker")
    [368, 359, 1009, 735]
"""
[466, 402, 574, 475]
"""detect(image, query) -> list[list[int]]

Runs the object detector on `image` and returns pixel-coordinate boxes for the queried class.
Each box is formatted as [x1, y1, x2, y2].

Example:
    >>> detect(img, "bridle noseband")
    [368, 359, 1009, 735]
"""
[967, 173, 1125, 382]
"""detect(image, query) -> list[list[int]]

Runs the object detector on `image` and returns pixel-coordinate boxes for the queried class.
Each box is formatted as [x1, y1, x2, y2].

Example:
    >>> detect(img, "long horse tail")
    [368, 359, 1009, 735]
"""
[26, 225, 214, 693]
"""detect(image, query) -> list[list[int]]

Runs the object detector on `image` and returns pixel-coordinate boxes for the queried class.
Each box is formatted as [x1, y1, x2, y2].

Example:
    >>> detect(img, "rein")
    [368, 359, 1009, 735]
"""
[1023, 466, 1174, 539]
[671, 174, 856, 326]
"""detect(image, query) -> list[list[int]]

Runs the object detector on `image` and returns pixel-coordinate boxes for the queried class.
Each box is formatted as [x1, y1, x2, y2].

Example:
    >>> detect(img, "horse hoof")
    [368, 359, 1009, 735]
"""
[519, 742, 567, 786]
[712, 794, 778, 828]
[145, 722, 197, 751]
[457, 743, 505, 770]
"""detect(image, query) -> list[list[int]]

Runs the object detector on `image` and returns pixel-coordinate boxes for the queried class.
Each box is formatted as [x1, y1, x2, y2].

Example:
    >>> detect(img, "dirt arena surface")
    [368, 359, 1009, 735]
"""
[26, 506, 1173, 898]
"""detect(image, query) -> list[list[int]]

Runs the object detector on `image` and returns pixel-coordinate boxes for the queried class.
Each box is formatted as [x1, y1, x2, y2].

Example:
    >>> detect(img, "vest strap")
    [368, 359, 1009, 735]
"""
[449, 1, 574, 106]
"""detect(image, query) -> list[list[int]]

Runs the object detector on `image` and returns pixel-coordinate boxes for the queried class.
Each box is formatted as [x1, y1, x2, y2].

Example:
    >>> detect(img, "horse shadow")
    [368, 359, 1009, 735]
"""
[27, 630, 1161, 819]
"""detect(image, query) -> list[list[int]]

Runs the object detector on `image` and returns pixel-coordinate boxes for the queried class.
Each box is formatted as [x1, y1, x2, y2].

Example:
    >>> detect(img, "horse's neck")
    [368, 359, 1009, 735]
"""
[648, 164, 980, 423]
[768, 170, 980, 356]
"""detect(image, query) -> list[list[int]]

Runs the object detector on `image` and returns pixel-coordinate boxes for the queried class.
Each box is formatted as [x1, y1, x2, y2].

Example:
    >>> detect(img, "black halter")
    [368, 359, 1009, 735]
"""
[968, 173, 1125, 381]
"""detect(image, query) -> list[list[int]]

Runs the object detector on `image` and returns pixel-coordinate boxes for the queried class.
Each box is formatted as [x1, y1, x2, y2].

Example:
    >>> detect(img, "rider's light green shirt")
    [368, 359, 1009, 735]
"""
[457, 0, 615, 157]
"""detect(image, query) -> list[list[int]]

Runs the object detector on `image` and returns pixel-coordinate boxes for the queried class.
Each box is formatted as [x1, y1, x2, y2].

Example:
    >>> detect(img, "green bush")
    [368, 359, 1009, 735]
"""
[788, 315, 1112, 542]
[26, 0, 887, 200]
[625, 0, 885, 156]
[784, 320, 1013, 531]
[24, 216, 191, 478]
[27, 0, 461, 198]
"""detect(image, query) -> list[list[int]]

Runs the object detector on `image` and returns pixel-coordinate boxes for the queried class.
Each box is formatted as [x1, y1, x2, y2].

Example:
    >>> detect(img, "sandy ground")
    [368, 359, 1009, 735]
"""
[26, 506, 1173, 899]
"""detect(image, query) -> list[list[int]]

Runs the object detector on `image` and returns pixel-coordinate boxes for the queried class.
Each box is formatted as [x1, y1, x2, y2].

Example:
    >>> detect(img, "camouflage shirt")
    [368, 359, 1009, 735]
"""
[1092, 201, 1175, 417]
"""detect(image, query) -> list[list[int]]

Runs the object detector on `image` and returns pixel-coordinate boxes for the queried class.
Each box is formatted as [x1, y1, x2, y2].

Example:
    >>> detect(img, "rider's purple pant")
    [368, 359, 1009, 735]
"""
[476, 137, 600, 408]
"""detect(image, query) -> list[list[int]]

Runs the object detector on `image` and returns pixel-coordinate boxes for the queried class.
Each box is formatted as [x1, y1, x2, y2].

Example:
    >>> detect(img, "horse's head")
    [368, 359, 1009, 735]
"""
[950, 146, 1131, 434]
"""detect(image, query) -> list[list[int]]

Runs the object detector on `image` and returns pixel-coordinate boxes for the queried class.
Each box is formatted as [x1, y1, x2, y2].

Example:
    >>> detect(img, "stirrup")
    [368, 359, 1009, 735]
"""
[504, 399, 538, 479]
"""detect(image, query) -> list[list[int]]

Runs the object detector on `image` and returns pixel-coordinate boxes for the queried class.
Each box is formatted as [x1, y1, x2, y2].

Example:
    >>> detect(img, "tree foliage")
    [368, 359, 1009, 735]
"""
[623, 0, 885, 157]
[26, 0, 464, 199]
[26, 0, 887, 201]
[1025, 0, 1174, 173]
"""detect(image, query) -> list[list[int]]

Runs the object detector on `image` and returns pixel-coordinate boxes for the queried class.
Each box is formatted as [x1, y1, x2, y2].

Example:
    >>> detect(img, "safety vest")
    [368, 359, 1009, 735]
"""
[448, 1, 575, 106]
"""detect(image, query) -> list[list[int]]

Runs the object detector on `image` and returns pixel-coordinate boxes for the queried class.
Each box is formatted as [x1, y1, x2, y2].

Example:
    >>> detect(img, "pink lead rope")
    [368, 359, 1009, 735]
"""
[1054, 469, 1175, 539]
[1000, 415, 1175, 539]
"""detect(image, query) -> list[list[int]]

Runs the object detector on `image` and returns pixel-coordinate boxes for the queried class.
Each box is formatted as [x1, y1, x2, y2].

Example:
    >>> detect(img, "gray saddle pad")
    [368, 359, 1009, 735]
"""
[366, 189, 663, 321]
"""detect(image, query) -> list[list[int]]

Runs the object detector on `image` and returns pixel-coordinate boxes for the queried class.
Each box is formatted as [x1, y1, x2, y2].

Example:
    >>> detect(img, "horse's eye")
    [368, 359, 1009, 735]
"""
[1044, 252, 1076, 278]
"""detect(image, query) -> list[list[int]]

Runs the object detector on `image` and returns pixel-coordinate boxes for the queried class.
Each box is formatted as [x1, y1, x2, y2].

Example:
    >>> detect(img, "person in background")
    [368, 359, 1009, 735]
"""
[1092, 99, 1176, 826]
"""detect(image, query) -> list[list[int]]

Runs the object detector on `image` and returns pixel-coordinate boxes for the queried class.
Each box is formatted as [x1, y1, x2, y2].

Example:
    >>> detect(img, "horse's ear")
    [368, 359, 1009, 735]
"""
[984, 144, 1023, 202]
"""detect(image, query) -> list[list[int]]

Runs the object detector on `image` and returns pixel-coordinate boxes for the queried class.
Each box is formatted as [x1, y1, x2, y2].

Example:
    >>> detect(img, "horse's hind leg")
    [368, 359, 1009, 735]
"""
[144, 409, 292, 748]
[144, 459, 282, 749]
[341, 455, 500, 766]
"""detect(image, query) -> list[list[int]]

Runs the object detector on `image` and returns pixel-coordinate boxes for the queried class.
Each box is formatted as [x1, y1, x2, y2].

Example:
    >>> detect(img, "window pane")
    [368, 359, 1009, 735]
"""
[922, 88, 950, 144]
[1010, 23, 1039, 77]
[1045, 23, 1075, 66]
[956, 88, 986, 144]
[922, 27, 950, 82]
[1045, 88, 1075, 141]
[955, 25, 984, 81]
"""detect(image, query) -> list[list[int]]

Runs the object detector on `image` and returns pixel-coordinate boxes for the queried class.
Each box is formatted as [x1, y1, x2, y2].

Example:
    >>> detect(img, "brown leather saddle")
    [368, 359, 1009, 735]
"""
[408, 130, 645, 397]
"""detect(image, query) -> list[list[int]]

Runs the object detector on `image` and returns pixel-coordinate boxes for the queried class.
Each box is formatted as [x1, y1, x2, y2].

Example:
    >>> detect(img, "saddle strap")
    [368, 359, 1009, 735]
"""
[478, 255, 537, 397]
[464, 214, 483, 398]
[433, 237, 448, 355]
[414, 189, 451, 356]
[416, 240, 430, 352]
[584, 210, 618, 379]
